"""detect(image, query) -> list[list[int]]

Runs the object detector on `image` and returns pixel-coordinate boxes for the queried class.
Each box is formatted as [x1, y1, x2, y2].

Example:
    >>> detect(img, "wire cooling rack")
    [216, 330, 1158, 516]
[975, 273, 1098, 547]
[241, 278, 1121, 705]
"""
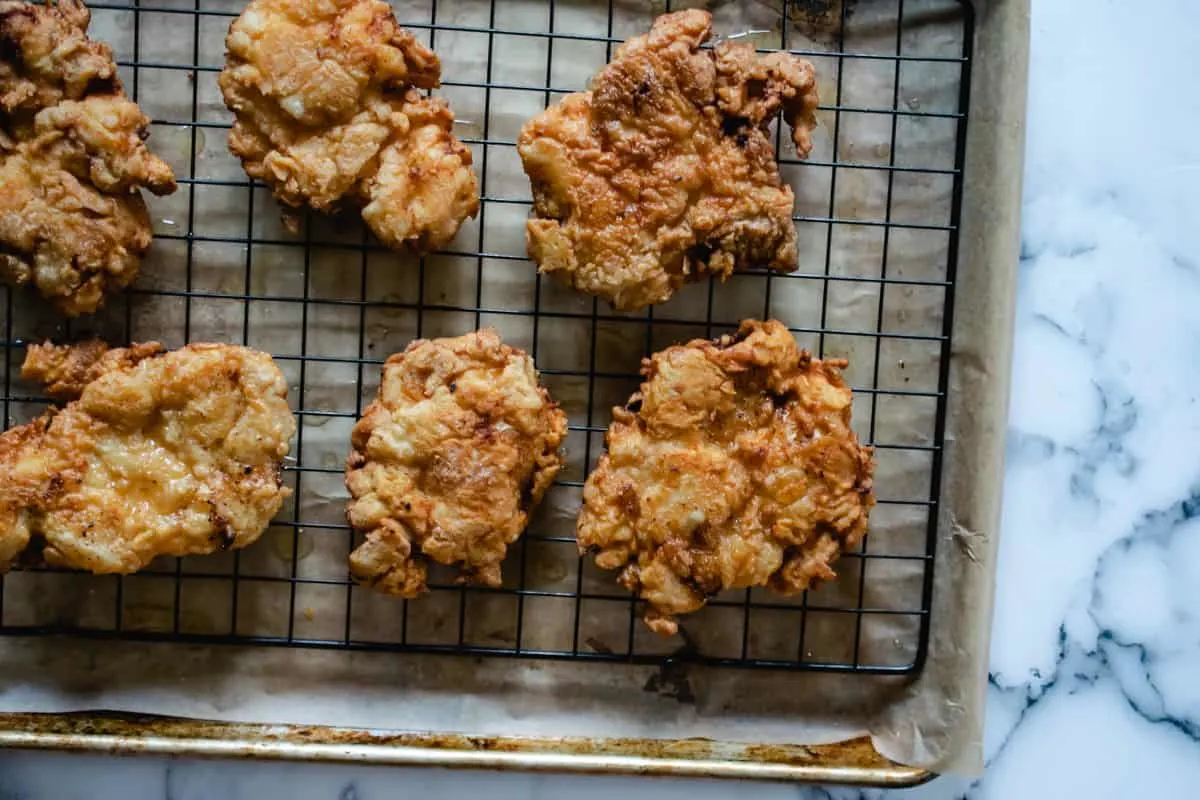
[0, 0, 972, 674]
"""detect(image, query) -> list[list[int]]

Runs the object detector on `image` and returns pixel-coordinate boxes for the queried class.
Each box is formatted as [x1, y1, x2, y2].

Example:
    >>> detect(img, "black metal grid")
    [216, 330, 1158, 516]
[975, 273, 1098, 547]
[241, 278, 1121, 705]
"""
[0, 0, 973, 674]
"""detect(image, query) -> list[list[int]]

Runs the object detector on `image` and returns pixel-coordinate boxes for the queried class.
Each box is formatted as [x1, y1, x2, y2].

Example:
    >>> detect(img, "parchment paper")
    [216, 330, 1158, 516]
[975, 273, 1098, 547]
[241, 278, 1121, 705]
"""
[0, 0, 1027, 776]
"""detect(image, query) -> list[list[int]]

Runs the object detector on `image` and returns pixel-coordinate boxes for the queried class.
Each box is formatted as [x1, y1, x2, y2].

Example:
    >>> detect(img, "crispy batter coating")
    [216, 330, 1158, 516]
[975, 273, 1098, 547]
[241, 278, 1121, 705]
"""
[346, 330, 567, 596]
[518, 10, 819, 311]
[0, 341, 296, 573]
[219, 0, 479, 251]
[577, 320, 875, 635]
[0, 0, 176, 316]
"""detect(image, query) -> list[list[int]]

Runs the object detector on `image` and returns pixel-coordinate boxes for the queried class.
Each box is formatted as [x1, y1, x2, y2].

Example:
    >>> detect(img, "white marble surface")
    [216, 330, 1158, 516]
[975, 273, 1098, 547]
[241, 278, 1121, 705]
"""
[4, 0, 1199, 796]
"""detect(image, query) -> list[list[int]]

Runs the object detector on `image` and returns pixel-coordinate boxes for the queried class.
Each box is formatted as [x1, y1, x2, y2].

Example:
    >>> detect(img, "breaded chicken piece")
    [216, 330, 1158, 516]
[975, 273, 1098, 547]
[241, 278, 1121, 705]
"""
[577, 320, 874, 635]
[346, 330, 567, 596]
[518, 10, 819, 311]
[0, 341, 296, 573]
[0, 0, 176, 316]
[219, 0, 479, 251]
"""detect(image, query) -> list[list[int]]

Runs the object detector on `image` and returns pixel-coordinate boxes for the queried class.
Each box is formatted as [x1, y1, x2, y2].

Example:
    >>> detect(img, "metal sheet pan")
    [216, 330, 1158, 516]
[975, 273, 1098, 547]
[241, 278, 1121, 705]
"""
[0, 0, 1027, 784]
[0, 712, 930, 785]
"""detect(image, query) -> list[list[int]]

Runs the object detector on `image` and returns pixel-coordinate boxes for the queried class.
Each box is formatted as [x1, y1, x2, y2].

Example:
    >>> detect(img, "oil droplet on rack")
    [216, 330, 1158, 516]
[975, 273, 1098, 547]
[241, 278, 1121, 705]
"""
[155, 125, 208, 164]
[744, 30, 781, 51]
[453, 117, 482, 139]
[269, 529, 292, 561]
[270, 527, 315, 562]
[716, 28, 779, 51]
[154, 125, 192, 165]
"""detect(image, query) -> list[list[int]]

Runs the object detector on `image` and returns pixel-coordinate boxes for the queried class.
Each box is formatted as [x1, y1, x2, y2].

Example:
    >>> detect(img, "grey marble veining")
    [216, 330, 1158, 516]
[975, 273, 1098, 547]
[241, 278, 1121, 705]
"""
[3, 0, 1199, 797]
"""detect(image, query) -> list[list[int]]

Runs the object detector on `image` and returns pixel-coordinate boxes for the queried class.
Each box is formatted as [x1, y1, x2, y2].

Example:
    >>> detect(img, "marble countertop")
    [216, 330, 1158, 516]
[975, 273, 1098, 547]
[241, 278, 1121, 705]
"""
[4, 0, 1198, 797]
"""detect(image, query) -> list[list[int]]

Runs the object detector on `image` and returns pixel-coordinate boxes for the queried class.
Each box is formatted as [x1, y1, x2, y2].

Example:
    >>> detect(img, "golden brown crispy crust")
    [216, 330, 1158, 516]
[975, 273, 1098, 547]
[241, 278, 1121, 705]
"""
[22, 338, 164, 400]
[346, 329, 567, 596]
[577, 320, 875, 636]
[219, 0, 479, 251]
[0, 0, 176, 316]
[0, 341, 296, 573]
[517, 10, 819, 311]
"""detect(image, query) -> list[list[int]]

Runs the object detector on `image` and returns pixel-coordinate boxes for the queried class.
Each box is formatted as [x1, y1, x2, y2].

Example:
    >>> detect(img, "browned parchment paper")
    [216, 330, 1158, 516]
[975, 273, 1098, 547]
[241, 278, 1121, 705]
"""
[0, 0, 1027, 776]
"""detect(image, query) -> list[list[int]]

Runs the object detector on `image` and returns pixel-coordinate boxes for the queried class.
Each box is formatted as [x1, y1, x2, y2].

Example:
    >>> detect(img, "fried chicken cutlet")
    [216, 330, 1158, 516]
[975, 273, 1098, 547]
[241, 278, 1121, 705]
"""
[0, 0, 176, 316]
[577, 320, 875, 635]
[219, 0, 479, 251]
[0, 341, 296, 573]
[346, 330, 566, 596]
[518, 10, 819, 311]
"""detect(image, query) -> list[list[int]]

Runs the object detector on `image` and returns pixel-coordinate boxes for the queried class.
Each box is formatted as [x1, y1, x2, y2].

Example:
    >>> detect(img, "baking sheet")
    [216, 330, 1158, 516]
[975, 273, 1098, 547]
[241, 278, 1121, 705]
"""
[0, 0, 1027, 776]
